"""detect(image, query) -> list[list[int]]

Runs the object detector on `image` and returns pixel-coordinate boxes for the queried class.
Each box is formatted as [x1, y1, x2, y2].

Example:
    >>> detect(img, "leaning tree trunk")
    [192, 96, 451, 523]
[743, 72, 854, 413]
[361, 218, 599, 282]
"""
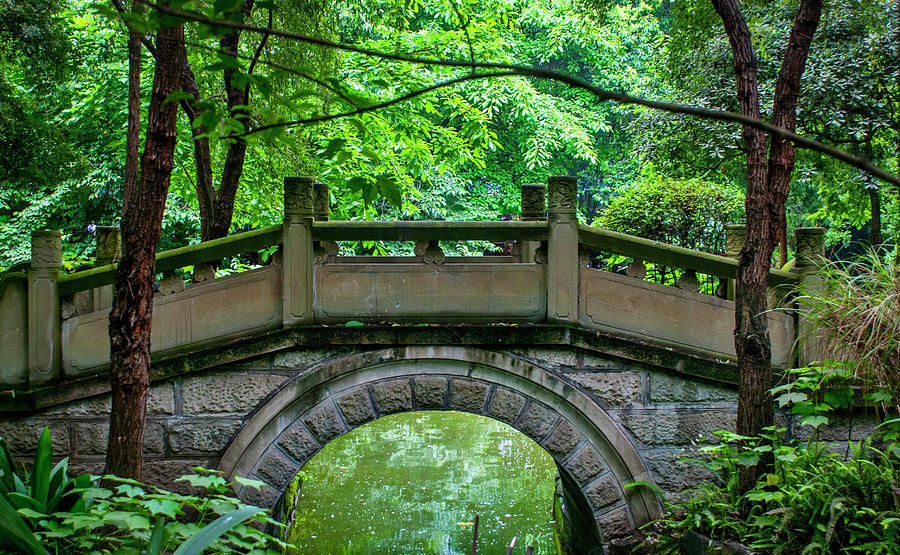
[105, 20, 186, 480]
[712, 0, 822, 498]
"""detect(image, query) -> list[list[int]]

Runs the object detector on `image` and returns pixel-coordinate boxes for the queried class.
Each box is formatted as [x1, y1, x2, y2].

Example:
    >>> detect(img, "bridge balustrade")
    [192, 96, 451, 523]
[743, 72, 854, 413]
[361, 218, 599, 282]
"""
[0, 175, 825, 394]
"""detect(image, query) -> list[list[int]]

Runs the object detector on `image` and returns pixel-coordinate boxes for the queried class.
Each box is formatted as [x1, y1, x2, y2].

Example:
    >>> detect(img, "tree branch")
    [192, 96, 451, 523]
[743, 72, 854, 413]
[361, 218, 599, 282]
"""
[143, 1, 900, 189]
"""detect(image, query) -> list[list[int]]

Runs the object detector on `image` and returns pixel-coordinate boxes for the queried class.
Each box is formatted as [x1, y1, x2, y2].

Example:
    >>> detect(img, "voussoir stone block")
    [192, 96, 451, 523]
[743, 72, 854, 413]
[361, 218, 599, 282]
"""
[449, 379, 489, 413]
[649, 372, 736, 404]
[303, 404, 344, 443]
[515, 402, 558, 440]
[568, 372, 642, 407]
[621, 410, 736, 446]
[488, 388, 526, 424]
[278, 423, 320, 463]
[584, 474, 622, 512]
[371, 379, 412, 414]
[596, 506, 634, 540]
[168, 420, 243, 455]
[335, 388, 376, 427]
[256, 447, 300, 490]
[238, 481, 280, 509]
[564, 446, 606, 485]
[542, 420, 581, 460]
[413, 376, 447, 409]
[181, 372, 289, 416]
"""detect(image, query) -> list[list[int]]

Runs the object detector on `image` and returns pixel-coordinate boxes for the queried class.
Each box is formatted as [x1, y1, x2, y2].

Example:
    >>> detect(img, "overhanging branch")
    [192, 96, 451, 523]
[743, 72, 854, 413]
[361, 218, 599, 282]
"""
[144, 1, 900, 189]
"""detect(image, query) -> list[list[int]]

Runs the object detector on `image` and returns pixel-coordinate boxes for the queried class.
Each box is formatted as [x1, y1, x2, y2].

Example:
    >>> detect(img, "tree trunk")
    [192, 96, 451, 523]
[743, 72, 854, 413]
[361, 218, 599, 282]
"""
[105, 19, 185, 480]
[712, 0, 822, 498]
[711, 0, 772, 497]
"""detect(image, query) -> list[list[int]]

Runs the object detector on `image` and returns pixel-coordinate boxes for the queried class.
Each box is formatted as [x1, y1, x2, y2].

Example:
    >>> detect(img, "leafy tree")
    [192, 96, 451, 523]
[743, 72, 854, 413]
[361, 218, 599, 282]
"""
[711, 0, 823, 498]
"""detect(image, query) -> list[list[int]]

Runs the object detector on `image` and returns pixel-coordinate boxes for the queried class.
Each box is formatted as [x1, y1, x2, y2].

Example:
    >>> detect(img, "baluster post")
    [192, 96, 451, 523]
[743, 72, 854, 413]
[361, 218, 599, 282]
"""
[28, 230, 62, 386]
[546, 176, 579, 324]
[93, 225, 121, 311]
[724, 223, 745, 301]
[519, 183, 545, 262]
[283, 176, 315, 326]
[794, 227, 826, 366]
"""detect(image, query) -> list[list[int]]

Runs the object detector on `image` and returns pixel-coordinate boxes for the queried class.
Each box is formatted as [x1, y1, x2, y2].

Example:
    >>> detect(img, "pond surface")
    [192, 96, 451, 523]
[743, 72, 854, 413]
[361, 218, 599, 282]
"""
[285, 410, 559, 554]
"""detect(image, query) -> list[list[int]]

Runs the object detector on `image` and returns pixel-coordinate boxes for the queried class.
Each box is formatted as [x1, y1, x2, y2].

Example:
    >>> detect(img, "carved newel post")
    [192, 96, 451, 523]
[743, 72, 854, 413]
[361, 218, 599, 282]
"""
[546, 176, 579, 324]
[724, 224, 746, 301]
[28, 230, 62, 386]
[283, 176, 315, 325]
[93, 226, 121, 311]
[794, 227, 826, 366]
[519, 183, 545, 263]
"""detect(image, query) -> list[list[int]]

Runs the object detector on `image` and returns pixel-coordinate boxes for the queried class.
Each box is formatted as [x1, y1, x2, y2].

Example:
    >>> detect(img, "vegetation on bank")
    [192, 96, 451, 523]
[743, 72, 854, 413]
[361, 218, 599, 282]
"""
[640, 250, 900, 554]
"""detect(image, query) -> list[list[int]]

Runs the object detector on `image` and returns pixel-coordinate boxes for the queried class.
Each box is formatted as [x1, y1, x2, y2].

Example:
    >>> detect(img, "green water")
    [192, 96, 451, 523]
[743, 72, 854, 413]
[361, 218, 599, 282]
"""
[285, 411, 560, 554]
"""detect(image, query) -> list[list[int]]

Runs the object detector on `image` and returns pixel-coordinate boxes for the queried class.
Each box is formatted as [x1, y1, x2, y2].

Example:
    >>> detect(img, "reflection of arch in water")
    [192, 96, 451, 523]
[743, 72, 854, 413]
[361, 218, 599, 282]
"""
[218, 346, 661, 546]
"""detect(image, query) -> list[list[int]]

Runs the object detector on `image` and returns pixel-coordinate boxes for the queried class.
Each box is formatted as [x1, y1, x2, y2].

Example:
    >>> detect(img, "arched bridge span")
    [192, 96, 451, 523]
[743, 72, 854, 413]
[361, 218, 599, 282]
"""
[220, 346, 659, 543]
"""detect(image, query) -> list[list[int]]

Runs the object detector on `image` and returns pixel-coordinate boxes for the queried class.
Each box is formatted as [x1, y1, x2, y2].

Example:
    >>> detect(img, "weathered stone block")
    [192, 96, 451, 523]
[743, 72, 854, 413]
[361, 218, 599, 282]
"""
[68, 460, 105, 477]
[568, 372, 642, 407]
[621, 410, 736, 446]
[643, 449, 716, 499]
[448, 379, 488, 413]
[542, 420, 580, 460]
[413, 377, 447, 409]
[335, 388, 376, 427]
[0, 420, 68, 455]
[181, 372, 288, 416]
[143, 458, 215, 493]
[511, 348, 577, 368]
[584, 474, 622, 511]
[73, 420, 165, 456]
[488, 388, 526, 424]
[515, 402, 557, 440]
[43, 396, 110, 416]
[581, 354, 624, 370]
[371, 379, 412, 414]
[256, 448, 299, 490]
[273, 349, 344, 369]
[650, 372, 736, 404]
[278, 422, 320, 464]
[238, 480, 280, 509]
[564, 447, 606, 485]
[148, 384, 176, 415]
[596, 506, 634, 540]
[303, 404, 344, 443]
[169, 420, 243, 455]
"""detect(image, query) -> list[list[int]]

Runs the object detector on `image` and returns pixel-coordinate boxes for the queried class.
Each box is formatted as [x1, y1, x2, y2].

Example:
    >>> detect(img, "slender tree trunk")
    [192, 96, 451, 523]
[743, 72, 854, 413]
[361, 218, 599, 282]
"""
[711, 0, 773, 498]
[106, 19, 185, 480]
[869, 187, 883, 247]
[712, 0, 822, 498]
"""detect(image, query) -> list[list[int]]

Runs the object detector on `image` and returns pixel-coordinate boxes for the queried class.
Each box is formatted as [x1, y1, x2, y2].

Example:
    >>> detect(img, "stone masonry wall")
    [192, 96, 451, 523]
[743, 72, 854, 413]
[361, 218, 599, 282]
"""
[2, 343, 864, 510]
[0, 347, 349, 491]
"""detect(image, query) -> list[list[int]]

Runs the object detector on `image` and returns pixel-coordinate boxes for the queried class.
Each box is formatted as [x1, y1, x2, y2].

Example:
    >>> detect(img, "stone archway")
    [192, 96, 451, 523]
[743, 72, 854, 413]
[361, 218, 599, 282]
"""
[218, 346, 661, 543]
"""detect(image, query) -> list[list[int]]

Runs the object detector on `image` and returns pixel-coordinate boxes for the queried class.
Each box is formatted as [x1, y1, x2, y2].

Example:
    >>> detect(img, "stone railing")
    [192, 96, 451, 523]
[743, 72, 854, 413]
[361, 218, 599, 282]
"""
[0, 175, 823, 394]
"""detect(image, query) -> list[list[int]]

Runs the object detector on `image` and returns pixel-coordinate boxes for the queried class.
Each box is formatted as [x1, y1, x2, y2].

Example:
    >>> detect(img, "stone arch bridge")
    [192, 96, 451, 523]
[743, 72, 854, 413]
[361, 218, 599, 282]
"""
[0, 176, 829, 550]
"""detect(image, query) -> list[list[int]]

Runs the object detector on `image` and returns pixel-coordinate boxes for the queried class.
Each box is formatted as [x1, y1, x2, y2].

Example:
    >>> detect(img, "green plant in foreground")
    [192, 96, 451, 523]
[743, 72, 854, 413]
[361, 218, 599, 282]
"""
[647, 364, 900, 554]
[0, 427, 291, 554]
